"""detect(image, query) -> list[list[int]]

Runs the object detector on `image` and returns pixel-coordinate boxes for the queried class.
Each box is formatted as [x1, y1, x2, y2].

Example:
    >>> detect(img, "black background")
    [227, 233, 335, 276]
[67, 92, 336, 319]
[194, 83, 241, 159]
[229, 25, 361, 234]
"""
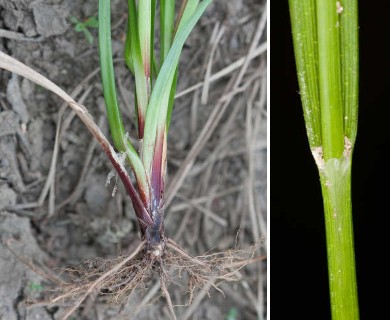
[271, 1, 390, 318]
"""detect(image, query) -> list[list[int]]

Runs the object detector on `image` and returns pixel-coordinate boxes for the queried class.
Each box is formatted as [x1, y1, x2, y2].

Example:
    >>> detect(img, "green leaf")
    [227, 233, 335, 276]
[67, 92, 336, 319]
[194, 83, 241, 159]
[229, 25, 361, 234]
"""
[83, 29, 94, 44]
[70, 16, 80, 25]
[74, 23, 84, 32]
[85, 16, 99, 28]
[225, 308, 238, 320]
[124, 3, 135, 72]
[165, 69, 178, 130]
[98, 0, 126, 150]
[166, 0, 199, 129]
[160, 0, 175, 64]
[138, 0, 152, 78]
[177, 0, 200, 34]
[126, 0, 149, 138]
[150, 0, 156, 83]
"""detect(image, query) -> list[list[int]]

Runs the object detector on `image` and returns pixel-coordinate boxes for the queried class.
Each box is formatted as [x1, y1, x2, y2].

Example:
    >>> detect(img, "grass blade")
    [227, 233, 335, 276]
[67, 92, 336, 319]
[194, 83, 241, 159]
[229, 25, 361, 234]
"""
[98, 0, 126, 151]
[138, 0, 152, 86]
[176, 0, 200, 35]
[160, 0, 175, 64]
[138, 0, 152, 68]
[150, 0, 157, 82]
[166, 0, 199, 130]
[126, 0, 149, 139]
[165, 70, 178, 130]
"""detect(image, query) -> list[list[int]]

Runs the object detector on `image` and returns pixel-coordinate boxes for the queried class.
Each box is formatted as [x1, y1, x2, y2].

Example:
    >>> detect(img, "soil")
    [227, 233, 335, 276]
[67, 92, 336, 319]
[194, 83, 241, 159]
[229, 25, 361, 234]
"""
[0, 0, 267, 319]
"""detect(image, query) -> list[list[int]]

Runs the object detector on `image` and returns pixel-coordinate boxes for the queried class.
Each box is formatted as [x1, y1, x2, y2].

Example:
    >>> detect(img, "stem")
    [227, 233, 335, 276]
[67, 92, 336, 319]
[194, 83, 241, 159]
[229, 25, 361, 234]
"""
[289, 1, 360, 318]
[319, 157, 359, 320]
[316, 0, 343, 160]
[315, 3, 359, 316]
[340, 0, 359, 144]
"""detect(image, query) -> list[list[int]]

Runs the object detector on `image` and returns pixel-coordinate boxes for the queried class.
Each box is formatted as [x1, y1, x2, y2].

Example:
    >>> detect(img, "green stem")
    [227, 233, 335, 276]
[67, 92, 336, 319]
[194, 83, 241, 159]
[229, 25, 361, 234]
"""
[316, 0, 343, 160]
[319, 157, 359, 320]
[340, 0, 359, 144]
[127, 0, 149, 139]
[289, 1, 360, 318]
[160, 0, 175, 64]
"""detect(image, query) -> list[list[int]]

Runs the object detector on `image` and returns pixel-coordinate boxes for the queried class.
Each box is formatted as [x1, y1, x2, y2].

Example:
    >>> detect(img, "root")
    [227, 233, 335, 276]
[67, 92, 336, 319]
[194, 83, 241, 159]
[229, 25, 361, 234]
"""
[160, 270, 177, 320]
[166, 238, 207, 266]
[54, 240, 146, 320]
[46, 239, 264, 319]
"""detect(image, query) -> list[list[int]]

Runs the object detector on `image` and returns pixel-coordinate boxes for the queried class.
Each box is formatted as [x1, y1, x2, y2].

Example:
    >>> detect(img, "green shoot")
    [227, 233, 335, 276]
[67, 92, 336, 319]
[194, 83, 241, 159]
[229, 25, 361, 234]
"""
[98, 0, 149, 207]
[70, 16, 98, 44]
[225, 308, 238, 320]
[98, 0, 212, 239]
[28, 281, 43, 293]
[289, 0, 359, 319]
[142, 0, 212, 181]
[0, 1, 259, 318]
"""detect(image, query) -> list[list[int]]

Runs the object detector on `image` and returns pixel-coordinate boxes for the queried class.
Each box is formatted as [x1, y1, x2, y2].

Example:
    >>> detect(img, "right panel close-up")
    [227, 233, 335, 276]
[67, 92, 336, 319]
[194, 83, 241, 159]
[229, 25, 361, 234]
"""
[271, 1, 390, 319]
